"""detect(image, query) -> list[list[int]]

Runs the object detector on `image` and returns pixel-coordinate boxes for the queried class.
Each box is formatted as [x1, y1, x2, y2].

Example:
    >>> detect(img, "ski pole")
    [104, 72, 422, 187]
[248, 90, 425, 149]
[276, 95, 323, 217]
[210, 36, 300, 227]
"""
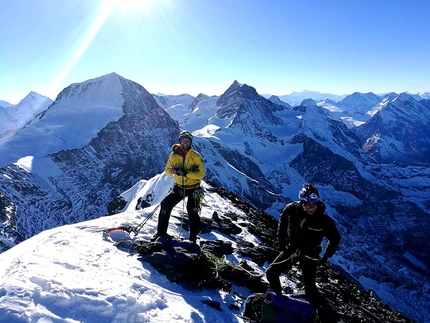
[129, 203, 161, 236]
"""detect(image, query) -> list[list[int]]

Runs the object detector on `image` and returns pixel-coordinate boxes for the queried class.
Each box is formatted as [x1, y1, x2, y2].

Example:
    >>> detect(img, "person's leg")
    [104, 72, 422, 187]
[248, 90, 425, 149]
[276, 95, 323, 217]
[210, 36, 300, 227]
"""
[186, 189, 200, 242]
[155, 187, 182, 237]
[301, 260, 321, 309]
[265, 250, 293, 295]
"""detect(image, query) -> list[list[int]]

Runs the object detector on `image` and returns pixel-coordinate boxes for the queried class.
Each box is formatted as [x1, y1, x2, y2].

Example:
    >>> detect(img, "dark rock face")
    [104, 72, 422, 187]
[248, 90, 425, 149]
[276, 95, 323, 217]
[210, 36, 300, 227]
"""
[0, 190, 23, 252]
[216, 80, 284, 127]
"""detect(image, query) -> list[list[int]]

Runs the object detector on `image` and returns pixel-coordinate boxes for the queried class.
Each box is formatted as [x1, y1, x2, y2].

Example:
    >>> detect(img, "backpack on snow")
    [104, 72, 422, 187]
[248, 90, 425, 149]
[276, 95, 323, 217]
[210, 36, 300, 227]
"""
[241, 291, 315, 323]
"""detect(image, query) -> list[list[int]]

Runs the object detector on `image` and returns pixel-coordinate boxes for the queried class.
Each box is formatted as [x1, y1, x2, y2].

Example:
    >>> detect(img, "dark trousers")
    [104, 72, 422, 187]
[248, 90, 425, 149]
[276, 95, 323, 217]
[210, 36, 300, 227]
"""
[266, 249, 321, 308]
[157, 185, 200, 242]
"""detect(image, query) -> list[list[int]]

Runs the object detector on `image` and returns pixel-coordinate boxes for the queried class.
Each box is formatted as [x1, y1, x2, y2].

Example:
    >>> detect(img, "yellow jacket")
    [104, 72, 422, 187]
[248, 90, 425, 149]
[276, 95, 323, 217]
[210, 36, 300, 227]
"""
[165, 144, 205, 189]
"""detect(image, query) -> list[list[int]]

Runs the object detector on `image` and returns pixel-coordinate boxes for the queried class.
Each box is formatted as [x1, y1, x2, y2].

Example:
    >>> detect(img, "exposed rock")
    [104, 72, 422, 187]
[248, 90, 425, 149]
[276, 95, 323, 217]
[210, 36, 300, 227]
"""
[114, 186, 414, 323]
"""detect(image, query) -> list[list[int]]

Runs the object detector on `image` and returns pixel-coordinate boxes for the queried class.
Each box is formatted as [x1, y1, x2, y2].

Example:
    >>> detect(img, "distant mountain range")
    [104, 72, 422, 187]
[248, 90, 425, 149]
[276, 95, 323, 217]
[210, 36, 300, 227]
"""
[261, 89, 430, 106]
[0, 73, 429, 322]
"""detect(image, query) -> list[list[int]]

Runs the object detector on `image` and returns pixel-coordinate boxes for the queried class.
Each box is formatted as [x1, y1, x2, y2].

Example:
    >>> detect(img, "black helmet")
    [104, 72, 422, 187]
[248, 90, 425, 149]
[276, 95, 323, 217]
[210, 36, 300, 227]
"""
[178, 130, 193, 143]
[299, 184, 320, 203]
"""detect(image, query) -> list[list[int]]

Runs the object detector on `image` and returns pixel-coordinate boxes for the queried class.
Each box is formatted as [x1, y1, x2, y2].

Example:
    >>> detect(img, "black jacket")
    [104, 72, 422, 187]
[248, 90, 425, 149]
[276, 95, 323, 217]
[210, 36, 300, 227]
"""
[278, 201, 341, 260]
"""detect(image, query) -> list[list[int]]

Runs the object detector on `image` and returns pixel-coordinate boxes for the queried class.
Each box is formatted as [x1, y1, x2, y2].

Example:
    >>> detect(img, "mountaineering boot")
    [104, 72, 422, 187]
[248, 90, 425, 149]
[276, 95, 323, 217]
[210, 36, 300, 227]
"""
[150, 232, 166, 242]
[187, 242, 197, 253]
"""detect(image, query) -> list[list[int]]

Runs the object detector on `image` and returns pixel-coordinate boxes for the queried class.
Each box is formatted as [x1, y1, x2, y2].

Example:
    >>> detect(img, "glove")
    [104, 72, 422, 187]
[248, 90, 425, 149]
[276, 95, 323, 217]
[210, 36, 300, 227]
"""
[175, 168, 187, 176]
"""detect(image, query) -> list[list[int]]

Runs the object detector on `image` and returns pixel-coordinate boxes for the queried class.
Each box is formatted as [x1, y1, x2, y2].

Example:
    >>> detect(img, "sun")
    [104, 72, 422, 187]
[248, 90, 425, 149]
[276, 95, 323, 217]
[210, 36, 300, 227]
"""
[104, 0, 153, 14]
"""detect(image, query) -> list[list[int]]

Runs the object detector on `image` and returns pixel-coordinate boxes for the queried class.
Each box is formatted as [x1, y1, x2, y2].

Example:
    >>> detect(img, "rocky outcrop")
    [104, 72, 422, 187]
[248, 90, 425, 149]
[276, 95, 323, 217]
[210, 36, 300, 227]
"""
[114, 187, 413, 323]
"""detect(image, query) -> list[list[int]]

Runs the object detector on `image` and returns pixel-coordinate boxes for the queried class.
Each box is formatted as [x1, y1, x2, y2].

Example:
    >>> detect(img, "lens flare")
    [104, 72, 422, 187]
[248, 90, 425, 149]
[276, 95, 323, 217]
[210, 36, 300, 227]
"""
[49, 0, 155, 97]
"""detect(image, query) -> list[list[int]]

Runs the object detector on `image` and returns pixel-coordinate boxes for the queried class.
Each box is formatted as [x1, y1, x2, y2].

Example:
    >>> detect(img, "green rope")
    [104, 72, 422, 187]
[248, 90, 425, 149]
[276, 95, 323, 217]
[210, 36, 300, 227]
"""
[200, 250, 264, 280]
[269, 250, 300, 266]
[270, 249, 319, 266]
[304, 254, 319, 261]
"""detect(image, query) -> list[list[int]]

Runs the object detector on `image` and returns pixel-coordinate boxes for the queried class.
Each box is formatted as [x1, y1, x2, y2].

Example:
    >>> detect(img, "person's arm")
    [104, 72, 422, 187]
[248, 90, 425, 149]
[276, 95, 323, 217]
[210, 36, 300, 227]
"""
[164, 154, 175, 177]
[320, 218, 341, 263]
[277, 206, 290, 250]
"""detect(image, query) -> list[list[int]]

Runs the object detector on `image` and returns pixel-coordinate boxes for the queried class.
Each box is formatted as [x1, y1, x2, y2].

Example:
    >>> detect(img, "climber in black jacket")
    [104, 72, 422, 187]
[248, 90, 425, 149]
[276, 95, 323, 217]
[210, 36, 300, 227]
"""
[266, 183, 341, 309]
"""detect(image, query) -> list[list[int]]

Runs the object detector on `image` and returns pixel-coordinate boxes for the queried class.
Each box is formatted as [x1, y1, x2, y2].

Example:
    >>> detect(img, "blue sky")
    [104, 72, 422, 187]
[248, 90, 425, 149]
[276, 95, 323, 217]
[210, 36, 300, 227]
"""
[1, 0, 429, 104]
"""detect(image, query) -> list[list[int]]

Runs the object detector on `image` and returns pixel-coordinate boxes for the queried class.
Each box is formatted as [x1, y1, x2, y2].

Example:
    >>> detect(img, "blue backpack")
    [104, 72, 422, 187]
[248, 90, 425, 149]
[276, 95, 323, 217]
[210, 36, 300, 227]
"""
[242, 291, 315, 323]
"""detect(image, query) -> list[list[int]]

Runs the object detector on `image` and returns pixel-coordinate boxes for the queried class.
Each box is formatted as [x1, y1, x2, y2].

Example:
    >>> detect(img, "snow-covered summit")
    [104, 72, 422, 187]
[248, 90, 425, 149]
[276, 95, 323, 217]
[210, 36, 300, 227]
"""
[54, 72, 125, 106]
[0, 91, 52, 139]
[277, 90, 346, 106]
[268, 95, 292, 108]
[337, 91, 382, 115]
[0, 100, 11, 108]
[0, 74, 128, 167]
[357, 92, 430, 164]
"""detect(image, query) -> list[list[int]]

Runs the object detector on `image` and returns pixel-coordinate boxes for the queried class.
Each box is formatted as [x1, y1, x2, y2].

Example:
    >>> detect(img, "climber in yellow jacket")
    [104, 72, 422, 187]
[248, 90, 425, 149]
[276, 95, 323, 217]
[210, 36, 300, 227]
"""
[151, 130, 205, 245]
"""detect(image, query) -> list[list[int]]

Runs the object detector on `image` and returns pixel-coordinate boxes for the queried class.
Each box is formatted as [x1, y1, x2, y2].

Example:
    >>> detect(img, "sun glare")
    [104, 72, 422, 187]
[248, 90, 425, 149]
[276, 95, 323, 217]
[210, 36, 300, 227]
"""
[50, 0, 161, 98]
[105, 0, 153, 14]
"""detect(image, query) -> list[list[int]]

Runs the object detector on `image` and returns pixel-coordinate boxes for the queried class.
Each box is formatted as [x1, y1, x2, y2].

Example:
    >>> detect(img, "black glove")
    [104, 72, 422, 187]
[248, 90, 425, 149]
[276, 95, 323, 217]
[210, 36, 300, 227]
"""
[175, 168, 187, 176]
[189, 165, 199, 173]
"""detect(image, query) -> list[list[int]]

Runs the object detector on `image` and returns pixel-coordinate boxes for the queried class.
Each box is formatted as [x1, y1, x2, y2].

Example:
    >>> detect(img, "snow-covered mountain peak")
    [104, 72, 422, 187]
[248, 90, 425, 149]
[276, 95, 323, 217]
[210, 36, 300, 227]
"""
[55, 72, 125, 107]
[220, 80, 262, 100]
[299, 102, 332, 129]
[300, 98, 318, 109]
[268, 95, 291, 108]
[392, 92, 420, 107]
[298, 100, 331, 122]
[0, 92, 52, 139]
[357, 92, 430, 164]
[215, 81, 284, 127]
[382, 93, 428, 119]
[19, 91, 51, 104]
[381, 92, 399, 101]
[0, 75, 129, 167]
[337, 91, 382, 115]
[276, 90, 346, 106]
[0, 73, 172, 169]
[187, 93, 209, 111]
[0, 100, 11, 108]
[153, 93, 195, 121]
[224, 80, 243, 93]
[417, 91, 430, 99]
[320, 98, 338, 106]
